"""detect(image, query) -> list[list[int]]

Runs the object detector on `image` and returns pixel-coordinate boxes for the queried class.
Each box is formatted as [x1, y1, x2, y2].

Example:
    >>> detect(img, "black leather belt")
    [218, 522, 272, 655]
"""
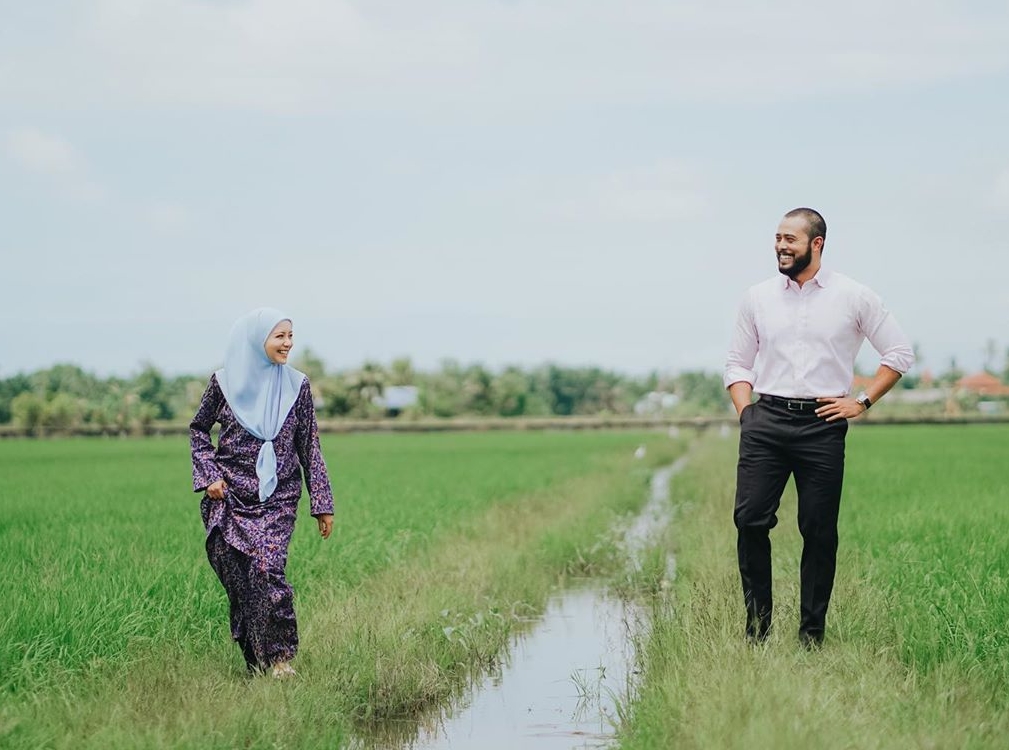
[760, 394, 820, 412]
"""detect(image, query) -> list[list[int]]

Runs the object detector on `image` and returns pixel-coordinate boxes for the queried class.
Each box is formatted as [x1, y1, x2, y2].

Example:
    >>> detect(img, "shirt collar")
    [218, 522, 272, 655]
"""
[781, 267, 831, 290]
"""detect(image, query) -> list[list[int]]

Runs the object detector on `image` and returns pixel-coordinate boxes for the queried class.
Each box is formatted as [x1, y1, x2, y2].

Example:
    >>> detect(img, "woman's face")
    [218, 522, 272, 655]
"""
[264, 320, 294, 364]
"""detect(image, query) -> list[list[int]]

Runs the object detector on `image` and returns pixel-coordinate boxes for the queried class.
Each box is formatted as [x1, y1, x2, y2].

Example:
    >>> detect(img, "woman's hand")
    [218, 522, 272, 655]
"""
[316, 514, 334, 540]
[206, 479, 228, 500]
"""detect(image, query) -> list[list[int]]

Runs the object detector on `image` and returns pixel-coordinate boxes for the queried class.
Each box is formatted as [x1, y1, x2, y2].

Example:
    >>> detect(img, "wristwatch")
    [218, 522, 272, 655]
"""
[855, 392, 872, 410]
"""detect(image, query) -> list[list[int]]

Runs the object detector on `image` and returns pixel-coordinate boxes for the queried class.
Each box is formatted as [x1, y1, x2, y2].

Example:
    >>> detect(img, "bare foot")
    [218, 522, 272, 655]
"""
[271, 661, 296, 679]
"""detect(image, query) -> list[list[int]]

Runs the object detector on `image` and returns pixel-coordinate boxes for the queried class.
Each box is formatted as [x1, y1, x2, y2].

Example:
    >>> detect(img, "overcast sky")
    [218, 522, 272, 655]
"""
[3, 0, 1008, 380]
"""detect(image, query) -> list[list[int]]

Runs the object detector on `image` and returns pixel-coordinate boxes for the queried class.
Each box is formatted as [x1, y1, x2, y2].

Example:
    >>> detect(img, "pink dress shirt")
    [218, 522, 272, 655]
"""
[724, 269, 914, 398]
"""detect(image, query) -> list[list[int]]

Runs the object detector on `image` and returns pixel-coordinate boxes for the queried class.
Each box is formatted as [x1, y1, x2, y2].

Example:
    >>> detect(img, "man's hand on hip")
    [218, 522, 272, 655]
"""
[815, 397, 866, 422]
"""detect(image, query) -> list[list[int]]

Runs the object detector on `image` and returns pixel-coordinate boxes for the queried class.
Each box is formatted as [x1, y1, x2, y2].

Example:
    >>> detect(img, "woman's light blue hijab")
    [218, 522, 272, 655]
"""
[216, 308, 306, 502]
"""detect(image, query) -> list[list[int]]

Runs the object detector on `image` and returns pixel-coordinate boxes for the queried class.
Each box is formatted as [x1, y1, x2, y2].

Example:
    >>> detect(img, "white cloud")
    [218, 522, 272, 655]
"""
[2, 1, 1007, 115]
[4, 127, 79, 176]
[3, 127, 109, 202]
[991, 169, 1009, 212]
[145, 200, 192, 233]
[69, 0, 478, 114]
[555, 160, 709, 224]
[3, 127, 193, 229]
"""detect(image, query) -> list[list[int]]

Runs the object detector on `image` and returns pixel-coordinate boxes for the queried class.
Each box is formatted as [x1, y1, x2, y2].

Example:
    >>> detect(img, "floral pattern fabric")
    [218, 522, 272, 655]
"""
[190, 374, 334, 669]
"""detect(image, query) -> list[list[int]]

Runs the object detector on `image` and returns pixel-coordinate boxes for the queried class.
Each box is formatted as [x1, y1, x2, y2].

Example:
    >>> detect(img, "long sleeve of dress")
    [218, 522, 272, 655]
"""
[293, 379, 335, 517]
[190, 375, 225, 493]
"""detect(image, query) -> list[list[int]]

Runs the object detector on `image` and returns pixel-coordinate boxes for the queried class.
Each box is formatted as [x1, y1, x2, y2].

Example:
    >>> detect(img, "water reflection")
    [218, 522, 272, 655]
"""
[408, 588, 643, 749]
[356, 460, 684, 750]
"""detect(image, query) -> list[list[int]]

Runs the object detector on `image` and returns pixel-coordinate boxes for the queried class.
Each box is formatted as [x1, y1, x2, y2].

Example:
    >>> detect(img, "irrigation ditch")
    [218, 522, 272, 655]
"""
[353, 457, 688, 750]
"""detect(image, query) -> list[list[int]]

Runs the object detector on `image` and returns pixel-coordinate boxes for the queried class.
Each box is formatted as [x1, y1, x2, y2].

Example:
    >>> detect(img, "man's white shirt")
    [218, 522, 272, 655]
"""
[724, 268, 915, 398]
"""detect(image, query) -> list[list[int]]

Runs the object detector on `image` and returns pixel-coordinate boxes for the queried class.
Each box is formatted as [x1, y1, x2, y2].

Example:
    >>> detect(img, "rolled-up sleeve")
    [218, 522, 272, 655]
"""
[294, 379, 335, 517]
[859, 290, 915, 374]
[190, 375, 224, 492]
[724, 291, 759, 389]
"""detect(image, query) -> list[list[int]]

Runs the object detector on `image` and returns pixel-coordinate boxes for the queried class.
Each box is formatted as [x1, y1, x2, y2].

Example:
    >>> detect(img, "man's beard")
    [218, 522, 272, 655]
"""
[777, 242, 813, 279]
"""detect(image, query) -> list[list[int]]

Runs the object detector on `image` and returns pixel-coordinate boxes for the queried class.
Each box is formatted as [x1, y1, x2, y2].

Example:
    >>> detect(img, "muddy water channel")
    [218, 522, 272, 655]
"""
[363, 459, 686, 750]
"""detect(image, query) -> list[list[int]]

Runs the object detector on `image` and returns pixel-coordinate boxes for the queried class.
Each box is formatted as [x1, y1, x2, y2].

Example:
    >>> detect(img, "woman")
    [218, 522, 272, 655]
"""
[190, 308, 334, 678]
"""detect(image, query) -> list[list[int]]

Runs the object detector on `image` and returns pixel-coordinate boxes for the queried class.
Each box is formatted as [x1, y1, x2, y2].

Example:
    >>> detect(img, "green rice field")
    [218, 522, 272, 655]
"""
[3, 424, 1009, 749]
[0, 430, 684, 749]
[622, 423, 1009, 749]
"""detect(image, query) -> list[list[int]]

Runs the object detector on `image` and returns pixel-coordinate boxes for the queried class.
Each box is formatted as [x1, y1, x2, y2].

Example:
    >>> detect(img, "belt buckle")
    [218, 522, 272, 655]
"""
[786, 399, 804, 411]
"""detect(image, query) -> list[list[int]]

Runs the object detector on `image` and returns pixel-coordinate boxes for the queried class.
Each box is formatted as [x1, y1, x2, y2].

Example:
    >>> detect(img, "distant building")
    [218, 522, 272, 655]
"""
[373, 385, 420, 417]
[888, 388, 946, 405]
[978, 400, 1007, 415]
[634, 391, 680, 415]
[852, 372, 947, 405]
[956, 372, 1009, 397]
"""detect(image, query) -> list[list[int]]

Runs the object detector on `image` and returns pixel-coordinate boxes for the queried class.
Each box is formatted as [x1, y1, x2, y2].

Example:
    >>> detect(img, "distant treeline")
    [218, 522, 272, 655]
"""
[0, 351, 732, 435]
[6, 347, 994, 436]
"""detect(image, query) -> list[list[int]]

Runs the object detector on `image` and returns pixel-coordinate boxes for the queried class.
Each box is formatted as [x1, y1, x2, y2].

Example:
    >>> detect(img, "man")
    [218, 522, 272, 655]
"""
[724, 207, 914, 647]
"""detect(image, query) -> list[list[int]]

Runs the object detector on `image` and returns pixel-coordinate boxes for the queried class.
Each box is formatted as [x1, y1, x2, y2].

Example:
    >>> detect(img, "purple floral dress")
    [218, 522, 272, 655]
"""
[190, 373, 334, 671]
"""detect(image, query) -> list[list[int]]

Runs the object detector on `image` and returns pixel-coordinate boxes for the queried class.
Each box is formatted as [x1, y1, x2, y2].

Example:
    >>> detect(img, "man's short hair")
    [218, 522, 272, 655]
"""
[784, 207, 827, 246]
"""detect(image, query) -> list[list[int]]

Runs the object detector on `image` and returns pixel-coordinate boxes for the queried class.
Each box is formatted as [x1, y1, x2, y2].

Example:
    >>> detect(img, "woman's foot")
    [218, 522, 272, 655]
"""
[271, 661, 296, 679]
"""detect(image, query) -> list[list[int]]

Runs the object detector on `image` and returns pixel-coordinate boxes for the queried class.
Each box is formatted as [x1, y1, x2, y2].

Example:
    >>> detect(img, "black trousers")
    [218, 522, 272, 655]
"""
[733, 396, 847, 640]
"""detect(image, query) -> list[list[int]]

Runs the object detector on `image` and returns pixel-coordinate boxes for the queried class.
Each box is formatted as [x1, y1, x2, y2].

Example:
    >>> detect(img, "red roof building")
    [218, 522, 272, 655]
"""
[956, 372, 1009, 397]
